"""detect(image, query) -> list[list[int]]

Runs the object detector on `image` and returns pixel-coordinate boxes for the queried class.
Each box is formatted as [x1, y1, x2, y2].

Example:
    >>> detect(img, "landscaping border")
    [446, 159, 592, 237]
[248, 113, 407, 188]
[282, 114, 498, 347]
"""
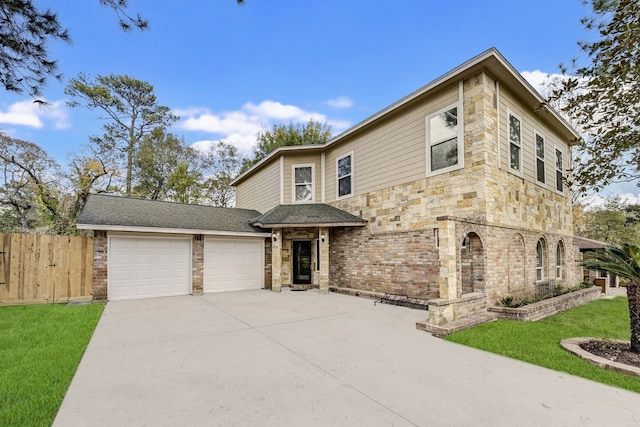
[488, 287, 601, 321]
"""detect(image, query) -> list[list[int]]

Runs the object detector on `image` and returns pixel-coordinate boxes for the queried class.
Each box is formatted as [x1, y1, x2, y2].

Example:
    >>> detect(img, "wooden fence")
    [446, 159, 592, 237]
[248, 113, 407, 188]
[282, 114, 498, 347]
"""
[0, 233, 93, 305]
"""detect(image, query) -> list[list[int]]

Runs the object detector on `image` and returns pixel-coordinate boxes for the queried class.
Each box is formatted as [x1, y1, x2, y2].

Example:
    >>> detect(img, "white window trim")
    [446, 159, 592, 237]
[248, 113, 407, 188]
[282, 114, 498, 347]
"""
[554, 145, 565, 195]
[292, 163, 315, 203]
[507, 109, 523, 177]
[556, 241, 564, 280]
[425, 100, 464, 177]
[336, 151, 354, 200]
[534, 130, 546, 186]
[536, 239, 545, 282]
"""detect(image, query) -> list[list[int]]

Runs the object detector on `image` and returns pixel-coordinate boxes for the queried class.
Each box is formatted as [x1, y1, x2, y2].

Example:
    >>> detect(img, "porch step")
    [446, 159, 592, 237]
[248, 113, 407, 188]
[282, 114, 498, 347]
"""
[416, 311, 499, 338]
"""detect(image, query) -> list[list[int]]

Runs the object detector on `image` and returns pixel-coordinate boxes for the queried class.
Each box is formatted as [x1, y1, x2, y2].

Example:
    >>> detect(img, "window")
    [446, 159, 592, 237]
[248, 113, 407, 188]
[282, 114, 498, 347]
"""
[434, 228, 439, 248]
[337, 152, 353, 198]
[426, 103, 463, 174]
[536, 239, 545, 281]
[555, 149, 564, 192]
[509, 112, 522, 172]
[293, 165, 314, 202]
[535, 132, 545, 184]
[556, 241, 564, 279]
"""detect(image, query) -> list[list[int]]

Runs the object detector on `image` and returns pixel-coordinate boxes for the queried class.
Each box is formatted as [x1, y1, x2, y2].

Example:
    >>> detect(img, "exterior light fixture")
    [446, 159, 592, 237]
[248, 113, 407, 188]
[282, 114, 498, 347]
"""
[321, 234, 325, 242]
[272, 233, 277, 242]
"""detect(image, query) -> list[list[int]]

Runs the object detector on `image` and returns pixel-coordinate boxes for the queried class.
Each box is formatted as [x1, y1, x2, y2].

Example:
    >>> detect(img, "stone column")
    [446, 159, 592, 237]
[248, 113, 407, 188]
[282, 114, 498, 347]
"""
[319, 227, 329, 294]
[271, 228, 282, 292]
[437, 217, 458, 300]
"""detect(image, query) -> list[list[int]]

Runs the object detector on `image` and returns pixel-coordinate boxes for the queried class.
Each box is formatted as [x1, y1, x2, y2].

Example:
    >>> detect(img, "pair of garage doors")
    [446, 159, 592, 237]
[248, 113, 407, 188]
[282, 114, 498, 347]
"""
[108, 235, 264, 300]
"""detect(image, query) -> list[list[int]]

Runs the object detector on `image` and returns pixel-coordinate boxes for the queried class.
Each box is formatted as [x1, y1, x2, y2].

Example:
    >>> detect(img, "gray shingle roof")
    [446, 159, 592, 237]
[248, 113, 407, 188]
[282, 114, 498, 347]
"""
[250, 204, 367, 227]
[573, 235, 608, 251]
[76, 194, 267, 234]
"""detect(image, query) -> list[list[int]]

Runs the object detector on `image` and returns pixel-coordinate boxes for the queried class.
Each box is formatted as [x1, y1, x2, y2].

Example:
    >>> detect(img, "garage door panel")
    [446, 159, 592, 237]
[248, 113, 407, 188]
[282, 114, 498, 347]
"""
[109, 236, 191, 300]
[204, 237, 264, 293]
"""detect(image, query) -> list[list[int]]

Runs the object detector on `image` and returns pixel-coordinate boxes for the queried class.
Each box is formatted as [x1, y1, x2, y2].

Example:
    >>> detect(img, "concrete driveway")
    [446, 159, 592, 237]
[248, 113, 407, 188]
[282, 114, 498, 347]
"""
[54, 289, 639, 427]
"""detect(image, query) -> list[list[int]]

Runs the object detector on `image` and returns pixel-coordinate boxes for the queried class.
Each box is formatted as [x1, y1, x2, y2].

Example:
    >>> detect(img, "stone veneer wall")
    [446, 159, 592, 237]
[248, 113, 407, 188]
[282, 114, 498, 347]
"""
[330, 228, 440, 299]
[92, 231, 108, 300]
[441, 216, 578, 303]
[326, 71, 576, 306]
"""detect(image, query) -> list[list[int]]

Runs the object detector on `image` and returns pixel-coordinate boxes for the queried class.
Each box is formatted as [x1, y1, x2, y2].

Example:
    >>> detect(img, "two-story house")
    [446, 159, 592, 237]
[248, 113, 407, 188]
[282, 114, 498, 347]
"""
[232, 48, 581, 325]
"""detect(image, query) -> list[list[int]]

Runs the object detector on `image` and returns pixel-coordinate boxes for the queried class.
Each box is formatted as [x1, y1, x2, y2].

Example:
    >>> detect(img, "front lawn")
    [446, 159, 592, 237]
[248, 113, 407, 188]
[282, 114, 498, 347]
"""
[446, 297, 640, 393]
[0, 303, 104, 427]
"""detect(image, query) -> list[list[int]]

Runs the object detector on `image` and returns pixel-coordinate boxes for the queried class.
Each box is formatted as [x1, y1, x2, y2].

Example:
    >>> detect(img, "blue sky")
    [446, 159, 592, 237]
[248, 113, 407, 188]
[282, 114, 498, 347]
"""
[1, 0, 633, 201]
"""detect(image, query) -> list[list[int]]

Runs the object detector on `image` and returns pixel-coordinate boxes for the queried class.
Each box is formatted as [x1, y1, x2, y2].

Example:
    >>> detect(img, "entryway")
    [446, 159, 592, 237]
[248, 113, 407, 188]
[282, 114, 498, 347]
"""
[293, 241, 312, 284]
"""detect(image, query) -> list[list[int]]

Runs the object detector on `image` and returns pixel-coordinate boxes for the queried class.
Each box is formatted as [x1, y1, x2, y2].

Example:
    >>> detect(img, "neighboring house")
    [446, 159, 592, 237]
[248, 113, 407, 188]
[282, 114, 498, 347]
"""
[232, 47, 582, 326]
[574, 235, 620, 293]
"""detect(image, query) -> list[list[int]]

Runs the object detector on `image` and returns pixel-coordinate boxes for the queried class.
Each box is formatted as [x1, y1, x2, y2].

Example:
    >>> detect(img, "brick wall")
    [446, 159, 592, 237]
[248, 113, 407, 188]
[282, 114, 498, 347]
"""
[330, 227, 440, 299]
[192, 235, 204, 295]
[264, 237, 272, 289]
[92, 231, 107, 300]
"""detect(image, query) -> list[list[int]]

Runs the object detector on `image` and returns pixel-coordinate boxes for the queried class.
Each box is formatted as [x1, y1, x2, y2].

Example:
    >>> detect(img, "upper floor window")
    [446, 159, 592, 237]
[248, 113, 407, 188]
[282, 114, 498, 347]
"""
[535, 132, 545, 184]
[337, 152, 353, 198]
[555, 149, 564, 192]
[509, 112, 522, 172]
[426, 102, 463, 175]
[293, 165, 314, 202]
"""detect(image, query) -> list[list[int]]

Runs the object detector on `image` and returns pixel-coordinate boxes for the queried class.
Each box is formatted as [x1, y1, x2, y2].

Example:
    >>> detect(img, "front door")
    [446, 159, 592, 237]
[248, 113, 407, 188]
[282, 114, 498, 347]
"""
[293, 241, 312, 284]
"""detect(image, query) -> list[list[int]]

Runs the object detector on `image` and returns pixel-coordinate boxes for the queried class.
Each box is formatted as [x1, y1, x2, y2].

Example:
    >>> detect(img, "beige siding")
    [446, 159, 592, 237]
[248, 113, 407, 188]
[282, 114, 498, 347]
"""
[235, 158, 280, 213]
[283, 153, 322, 204]
[326, 86, 459, 201]
[498, 87, 570, 195]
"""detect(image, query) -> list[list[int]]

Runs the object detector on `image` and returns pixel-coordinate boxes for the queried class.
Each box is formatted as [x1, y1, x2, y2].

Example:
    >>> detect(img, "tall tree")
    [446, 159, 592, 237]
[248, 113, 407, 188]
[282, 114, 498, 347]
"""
[133, 128, 201, 202]
[241, 120, 332, 173]
[200, 141, 245, 207]
[0, 132, 115, 233]
[65, 73, 178, 196]
[583, 243, 640, 353]
[0, 132, 61, 230]
[576, 197, 640, 245]
[550, 0, 640, 194]
[0, 1, 244, 98]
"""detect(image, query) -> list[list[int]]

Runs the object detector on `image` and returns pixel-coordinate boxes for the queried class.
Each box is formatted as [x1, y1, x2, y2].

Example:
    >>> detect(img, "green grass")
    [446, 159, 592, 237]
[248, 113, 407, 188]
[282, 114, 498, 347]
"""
[0, 303, 104, 427]
[446, 297, 640, 393]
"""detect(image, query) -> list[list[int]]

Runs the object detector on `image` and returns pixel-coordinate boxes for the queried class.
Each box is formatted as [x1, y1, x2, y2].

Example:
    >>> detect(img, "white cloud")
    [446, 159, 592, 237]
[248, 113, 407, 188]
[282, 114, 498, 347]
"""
[325, 96, 354, 109]
[177, 100, 350, 152]
[0, 100, 69, 129]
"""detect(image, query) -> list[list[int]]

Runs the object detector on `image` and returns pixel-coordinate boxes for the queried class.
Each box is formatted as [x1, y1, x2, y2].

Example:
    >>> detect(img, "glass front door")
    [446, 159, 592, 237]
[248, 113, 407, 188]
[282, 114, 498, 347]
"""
[293, 241, 312, 284]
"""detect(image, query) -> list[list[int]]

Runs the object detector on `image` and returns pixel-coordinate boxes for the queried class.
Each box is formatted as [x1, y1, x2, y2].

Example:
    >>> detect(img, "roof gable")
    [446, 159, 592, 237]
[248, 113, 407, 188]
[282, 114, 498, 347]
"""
[232, 48, 581, 187]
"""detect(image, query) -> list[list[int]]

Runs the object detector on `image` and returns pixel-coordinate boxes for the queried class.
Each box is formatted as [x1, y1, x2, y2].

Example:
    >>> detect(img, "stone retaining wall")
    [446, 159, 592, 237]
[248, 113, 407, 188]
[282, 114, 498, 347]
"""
[487, 287, 601, 321]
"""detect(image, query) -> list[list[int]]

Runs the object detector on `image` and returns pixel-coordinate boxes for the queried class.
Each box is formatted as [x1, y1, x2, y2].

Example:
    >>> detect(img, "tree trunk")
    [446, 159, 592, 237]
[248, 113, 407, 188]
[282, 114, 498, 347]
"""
[628, 282, 640, 353]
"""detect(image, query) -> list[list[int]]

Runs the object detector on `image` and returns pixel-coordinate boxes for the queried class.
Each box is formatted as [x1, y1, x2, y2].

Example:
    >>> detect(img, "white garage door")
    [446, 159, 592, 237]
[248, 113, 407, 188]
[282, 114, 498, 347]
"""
[204, 237, 264, 292]
[109, 236, 191, 300]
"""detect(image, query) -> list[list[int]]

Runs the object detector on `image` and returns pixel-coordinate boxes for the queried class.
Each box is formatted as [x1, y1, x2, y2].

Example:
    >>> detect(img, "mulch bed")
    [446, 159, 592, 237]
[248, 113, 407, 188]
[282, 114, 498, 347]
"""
[579, 340, 640, 368]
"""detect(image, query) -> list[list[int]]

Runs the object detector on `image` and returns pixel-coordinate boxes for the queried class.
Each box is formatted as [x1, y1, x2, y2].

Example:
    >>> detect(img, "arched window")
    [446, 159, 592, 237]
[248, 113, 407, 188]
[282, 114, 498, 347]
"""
[556, 241, 565, 279]
[536, 239, 546, 281]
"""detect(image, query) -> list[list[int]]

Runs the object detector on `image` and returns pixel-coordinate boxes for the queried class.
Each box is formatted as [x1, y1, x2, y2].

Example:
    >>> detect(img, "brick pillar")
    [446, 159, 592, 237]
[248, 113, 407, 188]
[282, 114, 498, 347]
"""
[272, 228, 282, 292]
[192, 235, 204, 295]
[319, 227, 329, 294]
[92, 231, 108, 301]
